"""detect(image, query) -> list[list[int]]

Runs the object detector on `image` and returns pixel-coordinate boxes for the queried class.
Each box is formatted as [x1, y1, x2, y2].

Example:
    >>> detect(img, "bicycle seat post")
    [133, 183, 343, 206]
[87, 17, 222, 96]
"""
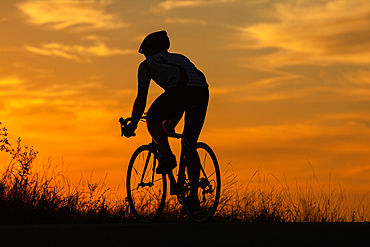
[168, 171, 177, 195]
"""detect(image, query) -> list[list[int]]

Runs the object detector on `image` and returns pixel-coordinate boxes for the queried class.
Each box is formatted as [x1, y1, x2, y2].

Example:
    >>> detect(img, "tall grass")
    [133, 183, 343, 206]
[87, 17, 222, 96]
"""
[214, 163, 370, 222]
[0, 123, 133, 223]
[1, 122, 369, 223]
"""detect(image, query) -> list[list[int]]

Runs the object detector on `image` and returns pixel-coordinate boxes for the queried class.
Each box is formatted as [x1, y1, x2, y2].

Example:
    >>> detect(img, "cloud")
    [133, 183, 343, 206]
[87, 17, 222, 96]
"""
[232, 0, 370, 68]
[150, 1, 209, 12]
[344, 165, 370, 177]
[346, 70, 370, 85]
[204, 121, 370, 151]
[25, 41, 135, 62]
[0, 75, 77, 102]
[0, 89, 77, 98]
[164, 17, 206, 26]
[150, 0, 236, 12]
[0, 76, 24, 86]
[81, 35, 110, 41]
[18, 0, 128, 31]
[210, 71, 305, 101]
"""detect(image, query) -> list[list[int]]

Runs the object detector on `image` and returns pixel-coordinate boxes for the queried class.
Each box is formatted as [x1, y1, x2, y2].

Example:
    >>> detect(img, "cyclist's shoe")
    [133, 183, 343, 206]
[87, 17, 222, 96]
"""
[156, 153, 177, 174]
[180, 195, 200, 215]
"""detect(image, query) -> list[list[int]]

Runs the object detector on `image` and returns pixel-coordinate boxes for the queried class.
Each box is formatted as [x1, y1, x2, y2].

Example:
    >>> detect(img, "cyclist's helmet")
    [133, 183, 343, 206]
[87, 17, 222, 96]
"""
[139, 30, 170, 54]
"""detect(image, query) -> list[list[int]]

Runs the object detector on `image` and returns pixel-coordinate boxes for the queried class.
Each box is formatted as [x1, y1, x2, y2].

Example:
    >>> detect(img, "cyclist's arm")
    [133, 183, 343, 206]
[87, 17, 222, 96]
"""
[130, 86, 148, 129]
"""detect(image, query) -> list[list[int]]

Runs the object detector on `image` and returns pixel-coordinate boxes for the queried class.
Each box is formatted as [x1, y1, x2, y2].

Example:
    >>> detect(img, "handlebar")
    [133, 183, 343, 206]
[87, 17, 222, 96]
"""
[119, 116, 147, 137]
[119, 115, 185, 141]
[118, 117, 130, 128]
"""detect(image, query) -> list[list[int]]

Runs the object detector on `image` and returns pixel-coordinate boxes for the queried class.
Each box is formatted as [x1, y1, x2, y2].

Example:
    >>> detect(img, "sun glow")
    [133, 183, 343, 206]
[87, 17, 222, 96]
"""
[1, 0, 370, 205]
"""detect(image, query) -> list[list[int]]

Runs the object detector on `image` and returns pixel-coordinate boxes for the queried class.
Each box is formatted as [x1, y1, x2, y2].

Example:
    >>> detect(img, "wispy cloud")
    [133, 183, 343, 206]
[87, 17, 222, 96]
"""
[18, 0, 128, 31]
[232, 0, 370, 68]
[150, 1, 209, 12]
[210, 71, 304, 101]
[150, 0, 236, 12]
[0, 89, 77, 98]
[25, 41, 135, 62]
[204, 121, 370, 153]
[164, 17, 206, 26]
[0, 74, 77, 98]
[345, 165, 370, 177]
[0, 76, 24, 86]
[346, 70, 370, 85]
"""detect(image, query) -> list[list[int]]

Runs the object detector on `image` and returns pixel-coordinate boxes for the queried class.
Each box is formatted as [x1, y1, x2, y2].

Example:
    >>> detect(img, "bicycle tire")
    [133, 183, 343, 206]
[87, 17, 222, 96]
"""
[126, 144, 167, 223]
[181, 142, 221, 223]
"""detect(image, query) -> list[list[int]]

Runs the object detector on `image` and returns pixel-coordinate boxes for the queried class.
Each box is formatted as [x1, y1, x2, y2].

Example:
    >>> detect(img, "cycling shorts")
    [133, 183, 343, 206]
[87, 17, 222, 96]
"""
[147, 86, 209, 143]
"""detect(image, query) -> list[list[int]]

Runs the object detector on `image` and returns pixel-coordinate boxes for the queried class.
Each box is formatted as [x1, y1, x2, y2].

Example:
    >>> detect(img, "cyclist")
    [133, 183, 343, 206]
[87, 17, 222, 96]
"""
[122, 30, 209, 210]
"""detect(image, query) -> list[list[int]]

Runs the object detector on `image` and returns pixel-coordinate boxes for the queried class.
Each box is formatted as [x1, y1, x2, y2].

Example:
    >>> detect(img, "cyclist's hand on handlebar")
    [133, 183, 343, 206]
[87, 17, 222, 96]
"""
[122, 122, 136, 138]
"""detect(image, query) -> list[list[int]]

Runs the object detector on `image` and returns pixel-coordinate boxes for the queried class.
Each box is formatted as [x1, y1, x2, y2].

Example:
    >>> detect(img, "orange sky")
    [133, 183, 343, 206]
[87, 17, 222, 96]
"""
[1, 0, 370, 202]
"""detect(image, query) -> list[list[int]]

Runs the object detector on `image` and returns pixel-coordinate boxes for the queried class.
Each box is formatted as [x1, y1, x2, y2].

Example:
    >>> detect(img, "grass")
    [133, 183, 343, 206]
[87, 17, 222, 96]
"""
[1, 122, 369, 223]
[215, 164, 370, 222]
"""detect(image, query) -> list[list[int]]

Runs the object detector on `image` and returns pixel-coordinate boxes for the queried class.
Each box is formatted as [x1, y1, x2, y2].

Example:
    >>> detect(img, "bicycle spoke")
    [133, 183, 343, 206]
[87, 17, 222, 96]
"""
[132, 167, 142, 178]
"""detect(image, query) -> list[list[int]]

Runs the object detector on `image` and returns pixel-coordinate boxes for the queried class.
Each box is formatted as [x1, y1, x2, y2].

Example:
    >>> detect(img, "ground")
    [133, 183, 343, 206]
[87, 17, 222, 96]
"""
[1, 222, 369, 246]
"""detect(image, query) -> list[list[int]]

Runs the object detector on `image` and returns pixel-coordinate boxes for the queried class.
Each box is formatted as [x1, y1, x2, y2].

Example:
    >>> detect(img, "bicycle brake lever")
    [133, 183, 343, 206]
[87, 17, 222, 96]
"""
[119, 117, 128, 137]
[119, 117, 137, 137]
[119, 117, 127, 127]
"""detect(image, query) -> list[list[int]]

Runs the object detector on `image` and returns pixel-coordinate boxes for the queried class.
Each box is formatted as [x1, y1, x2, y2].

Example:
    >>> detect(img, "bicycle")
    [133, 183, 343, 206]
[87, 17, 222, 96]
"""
[119, 115, 220, 223]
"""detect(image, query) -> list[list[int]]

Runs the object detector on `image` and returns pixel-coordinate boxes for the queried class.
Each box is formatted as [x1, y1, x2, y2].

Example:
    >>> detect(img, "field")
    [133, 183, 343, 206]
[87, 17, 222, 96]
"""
[1, 123, 370, 224]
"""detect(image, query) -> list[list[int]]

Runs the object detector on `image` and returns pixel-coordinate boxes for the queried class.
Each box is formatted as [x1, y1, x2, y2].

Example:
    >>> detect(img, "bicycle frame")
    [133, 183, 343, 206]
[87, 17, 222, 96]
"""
[167, 132, 213, 198]
[122, 115, 220, 223]
[133, 130, 211, 198]
[136, 142, 158, 189]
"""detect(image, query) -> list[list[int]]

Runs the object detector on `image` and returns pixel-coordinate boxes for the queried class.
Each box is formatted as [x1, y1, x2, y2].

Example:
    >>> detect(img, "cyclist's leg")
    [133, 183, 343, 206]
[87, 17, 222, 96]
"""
[147, 88, 182, 153]
[183, 86, 209, 196]
[146, 114, 171, 154]
[163, 113, 183, 133]
[147, 88, 185, 174]
[183, 86, 209, 145]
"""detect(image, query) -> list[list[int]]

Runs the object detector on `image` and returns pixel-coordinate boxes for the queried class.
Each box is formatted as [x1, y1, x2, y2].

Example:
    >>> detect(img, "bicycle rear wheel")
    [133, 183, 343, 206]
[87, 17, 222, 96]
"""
[182, 142, 220, 223]
[126, 144, 166, 223]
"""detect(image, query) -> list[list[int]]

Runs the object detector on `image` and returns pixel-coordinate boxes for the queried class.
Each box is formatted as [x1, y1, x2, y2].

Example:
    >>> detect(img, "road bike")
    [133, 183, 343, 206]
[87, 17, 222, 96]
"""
[120, 116, 220, 223]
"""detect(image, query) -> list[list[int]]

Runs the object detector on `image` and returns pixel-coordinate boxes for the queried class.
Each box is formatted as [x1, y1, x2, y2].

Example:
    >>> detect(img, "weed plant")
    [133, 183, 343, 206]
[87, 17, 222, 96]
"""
[0, 123, 133, 223]
[1, 122, 369, 223]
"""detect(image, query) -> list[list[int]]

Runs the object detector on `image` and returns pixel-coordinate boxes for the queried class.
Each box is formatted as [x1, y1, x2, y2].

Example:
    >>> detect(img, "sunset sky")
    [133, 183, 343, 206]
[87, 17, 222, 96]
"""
[1, 0, 370, 201]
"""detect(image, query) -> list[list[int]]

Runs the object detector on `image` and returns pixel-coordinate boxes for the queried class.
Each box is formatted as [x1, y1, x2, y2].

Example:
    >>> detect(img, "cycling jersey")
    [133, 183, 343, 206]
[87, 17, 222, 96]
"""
[138, 52, 208, 90]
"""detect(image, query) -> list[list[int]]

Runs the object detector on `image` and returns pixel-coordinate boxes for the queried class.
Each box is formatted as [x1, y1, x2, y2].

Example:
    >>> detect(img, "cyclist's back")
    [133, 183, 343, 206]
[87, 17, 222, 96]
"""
[138, 51, 208, 90]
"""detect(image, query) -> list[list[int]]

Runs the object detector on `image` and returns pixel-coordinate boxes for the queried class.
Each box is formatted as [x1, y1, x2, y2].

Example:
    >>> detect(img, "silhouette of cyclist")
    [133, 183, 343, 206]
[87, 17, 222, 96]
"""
[123, 30, 209, 209]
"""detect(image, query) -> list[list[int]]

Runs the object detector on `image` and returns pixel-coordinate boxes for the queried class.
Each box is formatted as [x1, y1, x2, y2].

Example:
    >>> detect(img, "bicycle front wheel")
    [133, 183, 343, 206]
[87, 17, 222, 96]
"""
[126, 145, 166, 223]
[183, 142, 221, 223]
